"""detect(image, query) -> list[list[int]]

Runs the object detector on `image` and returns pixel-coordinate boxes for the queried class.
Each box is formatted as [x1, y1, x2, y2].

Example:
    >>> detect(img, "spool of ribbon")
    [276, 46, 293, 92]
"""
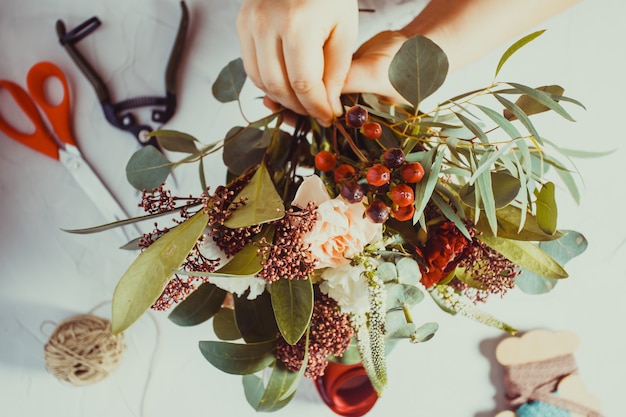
[315, 361, 379, 417]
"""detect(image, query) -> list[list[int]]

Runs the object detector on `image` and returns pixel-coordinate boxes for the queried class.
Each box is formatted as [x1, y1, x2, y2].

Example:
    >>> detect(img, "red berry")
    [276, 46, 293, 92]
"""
[400, 162, 425, 183]
[391, 204, 415, 222]
[340, 180, 365, 203]
[365, 164, 391, 187]
[315, 150, 337, 172]
[366, 199, 390, 223]
[362, 121, 382, 140]
[333, 164, 356, 183]
[383, 148, 405, 168]
[391, 183, 414, 207]
[345, 106, 368, 128]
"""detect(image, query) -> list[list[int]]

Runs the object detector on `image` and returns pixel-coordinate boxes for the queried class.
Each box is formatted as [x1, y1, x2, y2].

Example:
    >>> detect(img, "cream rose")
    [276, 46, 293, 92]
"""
[292, 175, 383, 268]
[319, 263, 371, 315]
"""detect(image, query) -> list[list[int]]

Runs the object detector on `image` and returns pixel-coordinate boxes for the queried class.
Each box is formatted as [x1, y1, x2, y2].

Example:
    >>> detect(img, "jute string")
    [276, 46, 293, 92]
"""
[43, 313, 124, 386]
[503, 354, 603, 417]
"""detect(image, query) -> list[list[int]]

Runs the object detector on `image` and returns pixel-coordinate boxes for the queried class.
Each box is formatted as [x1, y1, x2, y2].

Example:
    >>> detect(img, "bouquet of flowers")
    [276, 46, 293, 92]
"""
[73, 31, 588, 415]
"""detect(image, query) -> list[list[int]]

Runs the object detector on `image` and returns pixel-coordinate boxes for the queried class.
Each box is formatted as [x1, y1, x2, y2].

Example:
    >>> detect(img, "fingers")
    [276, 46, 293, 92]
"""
[236, 0, 358, 125]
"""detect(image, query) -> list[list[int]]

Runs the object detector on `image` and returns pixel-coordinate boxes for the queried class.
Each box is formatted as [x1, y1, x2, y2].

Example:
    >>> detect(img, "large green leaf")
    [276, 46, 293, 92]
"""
[477, 234, 568, 279]
[494, 30, 545, 78]
[389, 35, 449, 108]
[168, 282, 226, 326]
[213, 307, 242, 340]
[271, 278, 313, 345]
[213, 226, 274, 276]
[234, 291, 280, 343]
[243, 361, 298, 412]
[224, 162, 285, 229]
[460, 172, 521, 211]
[125, 145, 172, 191]
[212, 57, 246, 103]
[112, 210, 209, 333]
[517, 230, 587, 294]
[199, 339, 276, 375]
[474, 205, 562, 241]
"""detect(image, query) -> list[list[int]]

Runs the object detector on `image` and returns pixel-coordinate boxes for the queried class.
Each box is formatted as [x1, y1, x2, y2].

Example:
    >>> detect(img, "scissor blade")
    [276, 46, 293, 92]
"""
[59, 145, 137, 234]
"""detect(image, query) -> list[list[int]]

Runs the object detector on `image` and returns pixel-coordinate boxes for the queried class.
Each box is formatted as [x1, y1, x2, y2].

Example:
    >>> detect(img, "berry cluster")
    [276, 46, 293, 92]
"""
[313, 105, 426, 223]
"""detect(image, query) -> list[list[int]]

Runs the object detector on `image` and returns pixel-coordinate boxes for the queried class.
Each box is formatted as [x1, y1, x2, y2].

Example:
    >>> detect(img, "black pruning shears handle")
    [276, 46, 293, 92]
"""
[55, 1, 189, 149]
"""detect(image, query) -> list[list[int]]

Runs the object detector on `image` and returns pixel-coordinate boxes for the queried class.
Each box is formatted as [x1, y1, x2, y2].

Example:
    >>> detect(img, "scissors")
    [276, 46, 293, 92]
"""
[0, 61, 135, 238]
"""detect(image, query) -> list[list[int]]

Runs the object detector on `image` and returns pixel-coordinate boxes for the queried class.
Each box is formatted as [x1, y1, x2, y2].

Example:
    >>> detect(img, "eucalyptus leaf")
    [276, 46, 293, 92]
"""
[376, 262, 398, 283]
[212, 57, 246, 103]
[536, 181, 558, 235]
[474, 205, 562, 241]
[460, 172, 521, 210]
[386, 283, 424, 309]
[148, 129, 200, 153]
[395, 257, 422, 285]
[477, 234, 568, 279]
[222, 126, 268, 176]
[454, 111, 489, 144]
[112, 210, 209, 334]
[213, 307, 242, 341]
[234, 290, 279, 343]
[225, 162, 285, 228]
[413, 322, 439, 342]
[126, 145, 172, 191]
[495, 94, 543, 145]
[413, 147, 444, 226]
[271, 278, 313, 345]
[495, 30, 545, 77]
[199, 339, 276, 375]
[389, 35, 449, 108]
[517, 230, 587, 294]
[168, 282, 227, 326]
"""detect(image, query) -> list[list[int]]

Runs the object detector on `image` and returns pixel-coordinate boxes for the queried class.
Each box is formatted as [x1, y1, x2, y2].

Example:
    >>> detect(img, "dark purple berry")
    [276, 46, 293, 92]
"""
[383, 148, 405, 169]
[345, 106, 368, 128]
[365, 199, 390, 223]
[340, 181, 365, 203]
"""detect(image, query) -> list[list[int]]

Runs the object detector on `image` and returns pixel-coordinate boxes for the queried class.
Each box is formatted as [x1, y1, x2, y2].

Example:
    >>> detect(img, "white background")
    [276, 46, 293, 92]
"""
[0, 0, 624, 416]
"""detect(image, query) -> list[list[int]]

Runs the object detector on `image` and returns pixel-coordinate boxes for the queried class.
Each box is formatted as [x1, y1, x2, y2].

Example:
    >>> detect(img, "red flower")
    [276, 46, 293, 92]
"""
[416, 222, 470, 288]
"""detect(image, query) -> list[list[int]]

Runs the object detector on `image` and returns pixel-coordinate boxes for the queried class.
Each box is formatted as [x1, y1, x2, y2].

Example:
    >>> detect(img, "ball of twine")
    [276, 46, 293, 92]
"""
[44, 314, 125, 386]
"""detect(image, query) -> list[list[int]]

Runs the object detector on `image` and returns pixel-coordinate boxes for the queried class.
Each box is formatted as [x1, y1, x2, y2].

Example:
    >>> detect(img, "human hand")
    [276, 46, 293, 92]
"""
[236, 0, 358, 126]
[343, 30, 410, 105]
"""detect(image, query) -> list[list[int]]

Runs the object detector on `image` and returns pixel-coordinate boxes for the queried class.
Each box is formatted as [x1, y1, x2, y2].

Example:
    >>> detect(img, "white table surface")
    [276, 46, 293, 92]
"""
[1, 1, 624, 416]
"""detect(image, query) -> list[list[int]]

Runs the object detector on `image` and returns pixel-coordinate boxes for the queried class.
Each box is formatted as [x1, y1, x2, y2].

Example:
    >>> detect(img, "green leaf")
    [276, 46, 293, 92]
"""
[460, 171, 521, 211]
[389, 35, 449, 108]
[213, 226, 274, 276]
[517, 230, 587, 294]
[474, 205, 562, 241]
[413, 147, 444, 225]
[225, 162, 285, 228]
[199, 339, 276, 375]
[212, 57, 246, 103]
[431, 192, 471, 239]
[271, 278, 313, 345]
[386, 283, 424, 309]
[504, 84, 573, 121]
[112, 210, 209, 334]
[243, 361, 298, 412]
[222, 126, 268, 176]
[495, 94, 543, 145]
[454, 111, 489, 144]
[234, 290, 279, 343]
[477, 234, 568, 279]
[125, 145, 172, 191]
[168, 282, 226, 326]
[395, 257, 422, 285]
[148, 129, 200, 153]
[495, 30, 545, 78]
[474, 104, 523, 140]
[213, 308, 242, 340]
[536, 182, 558, 235]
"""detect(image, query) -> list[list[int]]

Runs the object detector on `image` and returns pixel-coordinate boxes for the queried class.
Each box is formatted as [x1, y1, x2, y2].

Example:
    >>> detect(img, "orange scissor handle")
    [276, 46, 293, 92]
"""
[0, 79, 60, 160]
[26, 62, 76, 149]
